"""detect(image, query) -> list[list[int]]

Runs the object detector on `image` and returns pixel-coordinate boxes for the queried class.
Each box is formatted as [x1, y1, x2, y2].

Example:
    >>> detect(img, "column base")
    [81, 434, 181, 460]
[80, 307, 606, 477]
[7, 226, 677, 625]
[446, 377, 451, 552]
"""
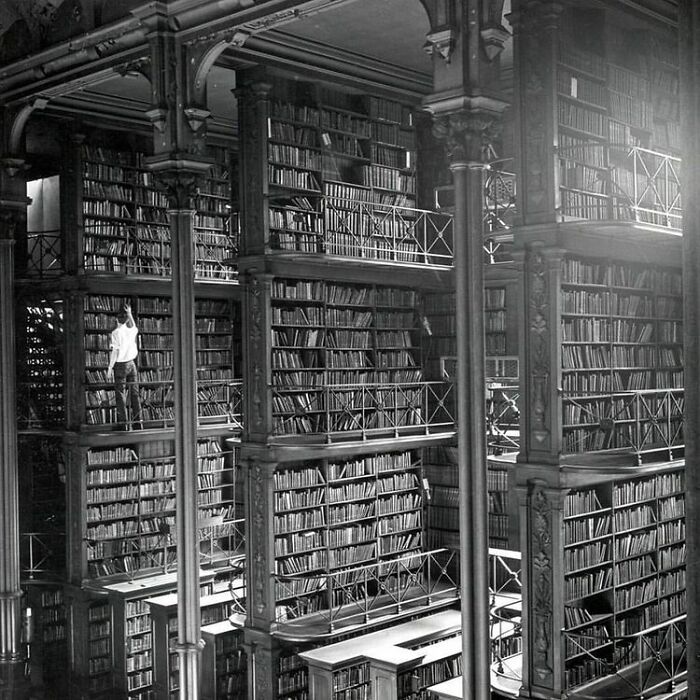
[0, 660, 32, 700]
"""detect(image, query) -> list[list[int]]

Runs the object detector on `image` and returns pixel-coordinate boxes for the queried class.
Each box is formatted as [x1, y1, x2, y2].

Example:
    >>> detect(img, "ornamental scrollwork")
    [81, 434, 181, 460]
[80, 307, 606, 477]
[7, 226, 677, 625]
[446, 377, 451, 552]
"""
[529, 250, 550, 445]
[432, 111, 502, 165]
[247, 277, 266, 432]
[251, 461, 268, 618]
[530, 482, 554, 687]
[152, 169, 201, 210]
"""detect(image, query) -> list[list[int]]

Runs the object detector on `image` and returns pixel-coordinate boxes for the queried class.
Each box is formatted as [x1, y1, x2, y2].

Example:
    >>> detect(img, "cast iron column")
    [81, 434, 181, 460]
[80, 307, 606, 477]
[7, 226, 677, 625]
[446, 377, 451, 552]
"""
[152, 169, 210, 700]
[449, 135, 491, 700]
[0, 149, 29, 698]
[680, 0, 700, 693]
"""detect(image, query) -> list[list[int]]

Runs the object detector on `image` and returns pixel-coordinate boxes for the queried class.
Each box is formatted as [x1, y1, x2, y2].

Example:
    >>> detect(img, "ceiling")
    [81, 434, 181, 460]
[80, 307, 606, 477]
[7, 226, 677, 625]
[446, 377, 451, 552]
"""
[51, 0, 444, 129]
[275, 0, 432, 76]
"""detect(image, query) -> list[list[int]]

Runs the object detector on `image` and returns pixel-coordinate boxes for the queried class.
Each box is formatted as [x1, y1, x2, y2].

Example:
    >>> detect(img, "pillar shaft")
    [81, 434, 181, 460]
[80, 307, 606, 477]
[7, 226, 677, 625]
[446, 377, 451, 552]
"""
[452, 161, 490, 700]
[679, 0, 700, 692]
[0, 224, 22, 663]
[169, 207, 203, 699]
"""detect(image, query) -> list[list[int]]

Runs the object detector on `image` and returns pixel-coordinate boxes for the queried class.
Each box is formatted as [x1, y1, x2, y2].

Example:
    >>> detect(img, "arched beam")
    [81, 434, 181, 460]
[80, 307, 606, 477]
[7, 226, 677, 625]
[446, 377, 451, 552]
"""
[5, 97, 47, 159]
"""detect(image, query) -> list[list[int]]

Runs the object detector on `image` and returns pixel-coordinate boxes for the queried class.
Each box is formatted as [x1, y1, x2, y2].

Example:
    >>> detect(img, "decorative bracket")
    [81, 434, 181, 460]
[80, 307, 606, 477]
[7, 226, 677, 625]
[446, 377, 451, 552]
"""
[145, 107, 168, 133]
[424, 28, 457, 63]
[230, 30, 250, 47]
[480, 25, 511, 61]
[0, 158, 28, 178]
[183, 107, 210, 133]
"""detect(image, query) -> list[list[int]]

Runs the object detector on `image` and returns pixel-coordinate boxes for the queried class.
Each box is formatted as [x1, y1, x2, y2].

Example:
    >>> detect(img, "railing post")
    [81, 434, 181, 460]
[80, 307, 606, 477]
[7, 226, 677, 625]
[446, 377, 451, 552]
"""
[363, 567, 370, 623]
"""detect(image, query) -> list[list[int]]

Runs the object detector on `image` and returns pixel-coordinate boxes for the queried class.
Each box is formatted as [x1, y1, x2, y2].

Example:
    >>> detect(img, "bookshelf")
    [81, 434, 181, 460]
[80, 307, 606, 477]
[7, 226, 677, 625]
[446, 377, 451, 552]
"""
[26, 585, 68, 691]
[240, 72, 431, 263]
[300, 609, 462, 700]
[561, 467, 685, 691]
[534, 7, 682, 228]
[80, 143, 236, 279]
[14, 122, 245, 698]
[556, 40, 610, 222]
[270, 279, 425, 437]
[487, 454, 515, 550]
[236, 69, 456, 700]
[73, 435, 240, 582]
[560, 254, 683, 456]
[200, 616, 246, 700]
[274, 451, 424, 622]
[396, 633, 462, 700]
[424, 446, 459, 552]
[148, 581, 245, 700]
[484, 286, 507, 357]
[82, 292, 241, 430]
[86, 599, 113, 695]
[278, 651, 310, 700]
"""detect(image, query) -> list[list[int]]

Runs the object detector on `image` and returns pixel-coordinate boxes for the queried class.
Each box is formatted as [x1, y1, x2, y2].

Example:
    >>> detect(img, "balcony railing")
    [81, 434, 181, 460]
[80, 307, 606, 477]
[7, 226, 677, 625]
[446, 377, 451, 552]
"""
[17, 381, 65, 429]
[562, 614, 686, 699]
[562, 388, 684, 462]
[484, 167, 517, 263]
[273, 548, 459, 639]
[489, 548, 523, 694]
[19, 229, 238, 280]
[198, 515, 245, 577]
[560, 145, 682, 234]
[318, 197, 454, 265]
[624, 147, 682, 232]
[20, 531, 65, 580]
[489, 547, 522, 605]
[84, 378, 243, 429]
[271, 380, 455, 441]
[20, 230, 63, 278]
[487, 383, 520, 454]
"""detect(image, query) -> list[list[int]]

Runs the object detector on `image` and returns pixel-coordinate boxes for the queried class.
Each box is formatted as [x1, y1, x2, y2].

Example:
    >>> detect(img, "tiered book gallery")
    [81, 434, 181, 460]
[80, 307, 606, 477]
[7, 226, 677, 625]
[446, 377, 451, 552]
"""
[17, 128, 245, 700]
[15, 70, 466, 700]
[236, 67, 463, 699]
[554, 7, 680, 226]
[13, 27, 689, 699]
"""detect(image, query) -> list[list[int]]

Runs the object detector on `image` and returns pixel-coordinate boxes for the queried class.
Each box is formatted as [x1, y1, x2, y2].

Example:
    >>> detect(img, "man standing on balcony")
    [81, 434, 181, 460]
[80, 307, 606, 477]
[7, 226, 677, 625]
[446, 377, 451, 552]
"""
[107, 302, 143, 430]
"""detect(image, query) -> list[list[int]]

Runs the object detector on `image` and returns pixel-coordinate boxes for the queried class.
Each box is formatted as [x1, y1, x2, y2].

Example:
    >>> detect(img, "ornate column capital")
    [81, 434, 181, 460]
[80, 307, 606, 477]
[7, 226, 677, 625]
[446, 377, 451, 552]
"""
[145, 160, 211, 210]
[432, 110, 502, 167]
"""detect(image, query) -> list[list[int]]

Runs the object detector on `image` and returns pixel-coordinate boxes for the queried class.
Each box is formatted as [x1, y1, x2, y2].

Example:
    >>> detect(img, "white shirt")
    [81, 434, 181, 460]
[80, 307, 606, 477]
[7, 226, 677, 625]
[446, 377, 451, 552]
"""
[110, 324, 139, 363]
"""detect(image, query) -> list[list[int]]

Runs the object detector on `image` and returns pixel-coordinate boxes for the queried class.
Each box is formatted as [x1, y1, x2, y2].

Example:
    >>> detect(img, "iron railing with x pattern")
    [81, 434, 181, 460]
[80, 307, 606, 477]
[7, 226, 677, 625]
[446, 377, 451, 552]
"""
[562, 614, 686, 699]
[20, 532, 65, 580]
[626, 147, 682, 233]
[483, 167, 517, 264]
[562, 388, 684, 463]
[20, 230, 63, 277]
[83, 378, 243, 429]
[322, 197, 454, 265]
[20, 228, 238, 279]
[274, 548, 459, 639]
[271, 380, 455, 441]
[489, 548, 523, 694]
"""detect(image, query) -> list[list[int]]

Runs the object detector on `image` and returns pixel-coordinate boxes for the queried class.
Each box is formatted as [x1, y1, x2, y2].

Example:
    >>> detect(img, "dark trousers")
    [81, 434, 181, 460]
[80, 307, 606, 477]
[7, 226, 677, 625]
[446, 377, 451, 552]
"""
[114, 360, 142, 426]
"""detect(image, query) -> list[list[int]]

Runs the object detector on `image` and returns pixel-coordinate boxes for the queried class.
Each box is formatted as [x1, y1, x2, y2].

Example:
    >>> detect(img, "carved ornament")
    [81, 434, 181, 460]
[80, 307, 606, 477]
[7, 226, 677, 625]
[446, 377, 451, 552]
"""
[424, 28, 456, 63]
[528, 250, 550, 446]
[530, 482, 554, 687]
[247, 276, 266, 432]
[151, 168, 201, 210]
[251, 461, 268, 618]
[432, 111, 501, 166]
[480, 25, 511, 61]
